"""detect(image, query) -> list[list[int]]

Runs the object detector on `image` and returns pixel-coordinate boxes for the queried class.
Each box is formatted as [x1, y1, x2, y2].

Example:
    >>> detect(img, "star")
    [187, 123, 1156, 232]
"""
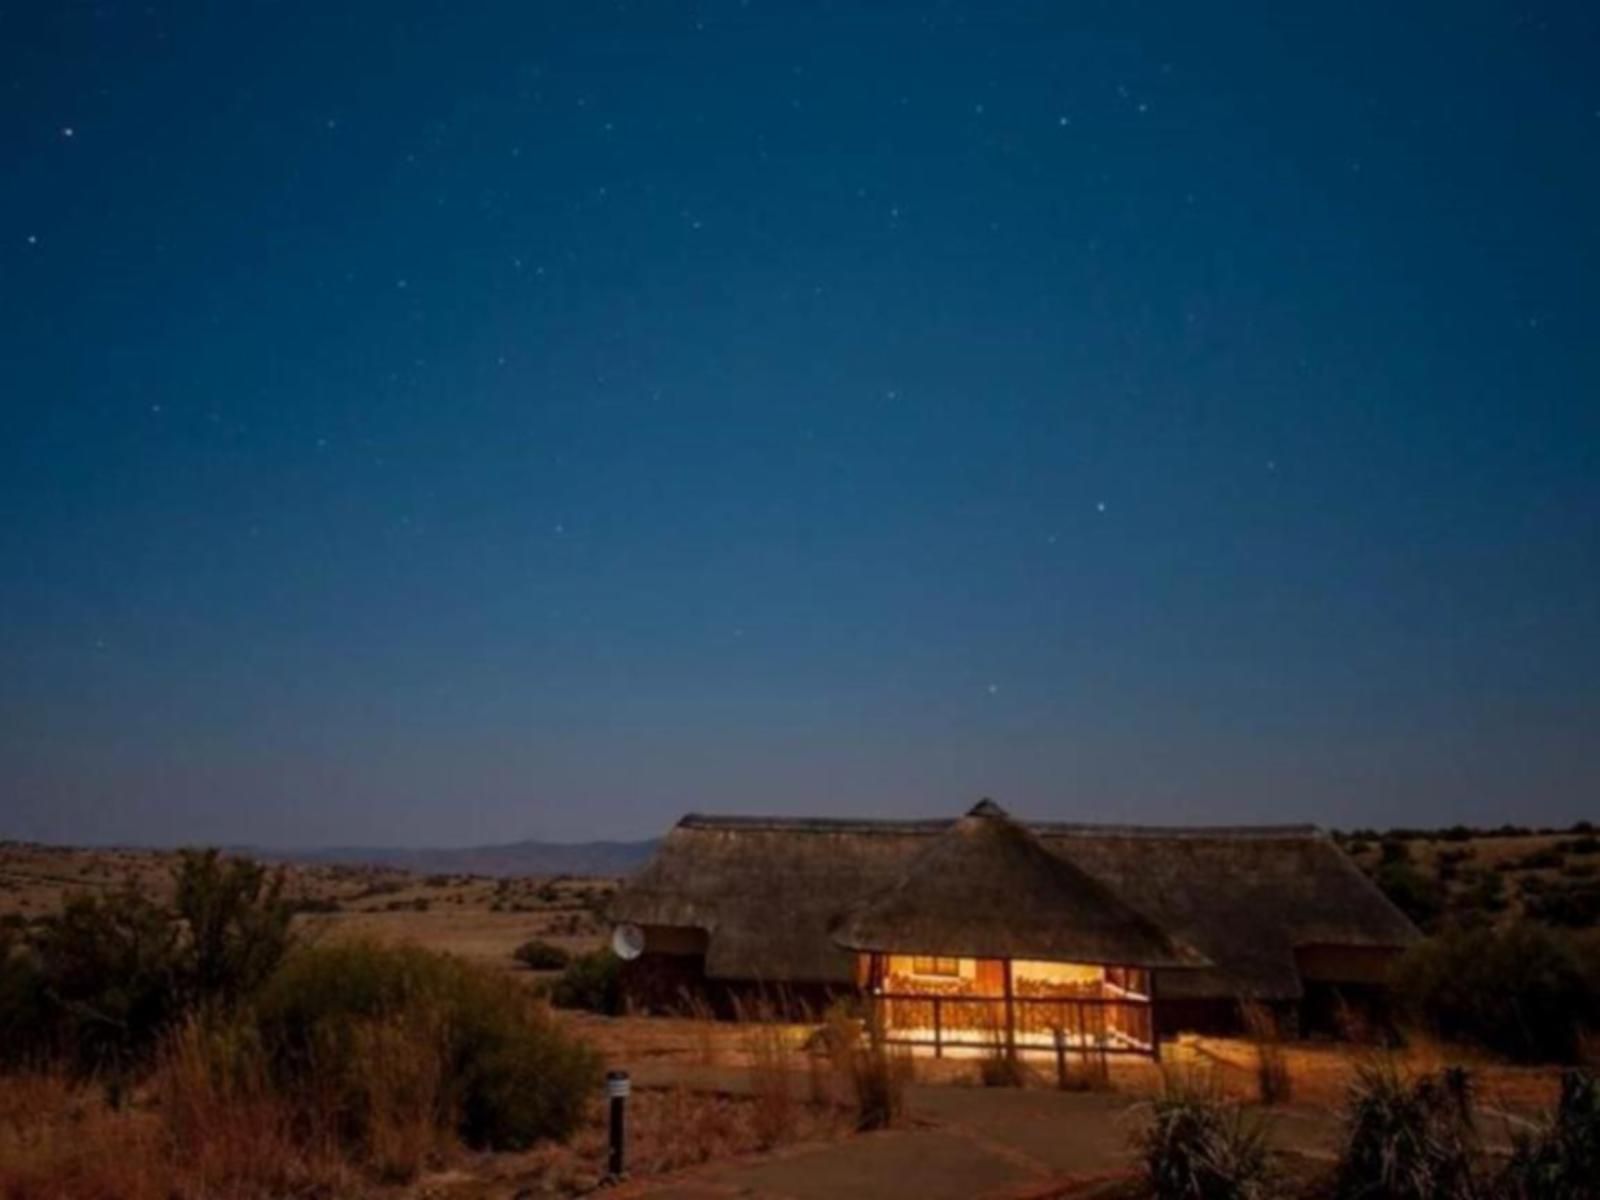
[1095, 501, 1107, 513]
[25, 234, 38, 246]
[61, 126, 75, 138]
[986, 683, 999, 695]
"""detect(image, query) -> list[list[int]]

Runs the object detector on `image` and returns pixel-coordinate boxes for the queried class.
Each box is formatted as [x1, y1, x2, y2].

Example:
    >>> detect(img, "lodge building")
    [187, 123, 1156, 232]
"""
[607, 800, 1419, 1058]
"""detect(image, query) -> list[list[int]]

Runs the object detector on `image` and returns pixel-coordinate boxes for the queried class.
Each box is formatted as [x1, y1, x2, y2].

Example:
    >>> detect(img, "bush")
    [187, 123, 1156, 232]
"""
[977, 1051, 1028, 1088]
[1459, 868, 1509, 919]
[1499, 1069, 1600, 1199]
[0, 931, 50, 1071]
[548, 949, 623, 1015]
[1509, 848, 1566, 872]
[0, 852, 299, 1081]
[173, 848, 293, 1007]
[1393, 925, 1598, 1063]
[254, 941, 601, 1150]
[1333, 1062, 1477, 1200]
[512, 938, 571, 971]
[1137, 1077, 1273, 1200]
[1376, 861, 1445, 932]
[287, 896, 342, 915]
[1241, 1002, 1290, 1106]
[848, 1040, 911, 1130]
[24, 887, 184, 1079]
[1525, 879, 1600, 929]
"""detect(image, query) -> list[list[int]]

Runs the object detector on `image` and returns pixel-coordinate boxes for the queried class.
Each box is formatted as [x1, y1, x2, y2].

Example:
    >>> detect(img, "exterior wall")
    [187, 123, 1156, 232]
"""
[1153, 945, 1407, 1039]
[617, 924, 711, 1013]
[618, 925, 851, 1019]
[619, 927, 1407, 1044]
[1154, 997, 1299, 1039]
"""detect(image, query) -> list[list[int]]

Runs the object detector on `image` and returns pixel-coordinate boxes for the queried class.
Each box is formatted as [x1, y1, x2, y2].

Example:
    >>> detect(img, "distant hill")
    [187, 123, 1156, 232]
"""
[252, 837, 659, 878]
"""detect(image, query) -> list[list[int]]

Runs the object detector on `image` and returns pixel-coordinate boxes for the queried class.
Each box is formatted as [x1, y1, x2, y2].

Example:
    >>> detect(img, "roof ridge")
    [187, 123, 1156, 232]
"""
[678, 812, 1325, 840]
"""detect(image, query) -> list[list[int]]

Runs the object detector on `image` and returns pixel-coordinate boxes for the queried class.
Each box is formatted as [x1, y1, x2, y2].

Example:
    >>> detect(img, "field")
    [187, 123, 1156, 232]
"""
[0, 841, 615, 976]
[2, 835, 1594, 1198]
[1338, 824, 1600, 931]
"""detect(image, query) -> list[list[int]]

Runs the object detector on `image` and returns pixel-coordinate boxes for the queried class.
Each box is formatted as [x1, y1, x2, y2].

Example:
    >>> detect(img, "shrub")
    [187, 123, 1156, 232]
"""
[1333, 1062, 1478, 1200]
[1524, 879, 1600, 929]
[173, 848, 293, 1007]
[1498, 1069, 1600, 1199]
[0, 851, 299, 1081]
[1241, 1002, 1290, 1106]
[548, 949, 622, 1014]
[1459, 868, 1509, 918]
[1377, 861, 1445, 932]
[25, 887, 184, 1079]
[846, 1037, 911, 1130]
[1137, 1076, 1273, 1200]
[977, 1050, 1029, 1088]
[0, 934, 50, 1071]
[512, 938, 571, 971]
[743, 1020, 800, 1148]
[287, 896, 342, 915]
[254, 941, 601, 1150]
[1394, 924, 1598, 1062]
[1381, 840, 1414, 866]
[1509, 847, 1566, 872]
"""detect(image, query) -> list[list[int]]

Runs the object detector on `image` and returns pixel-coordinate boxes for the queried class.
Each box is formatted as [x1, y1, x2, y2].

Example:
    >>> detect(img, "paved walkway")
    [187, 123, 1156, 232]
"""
[608, 1086, 1146, 1200]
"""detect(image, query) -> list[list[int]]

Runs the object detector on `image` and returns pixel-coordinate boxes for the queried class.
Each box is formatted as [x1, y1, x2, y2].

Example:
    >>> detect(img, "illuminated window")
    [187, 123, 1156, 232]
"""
[911, 955, 961, 977]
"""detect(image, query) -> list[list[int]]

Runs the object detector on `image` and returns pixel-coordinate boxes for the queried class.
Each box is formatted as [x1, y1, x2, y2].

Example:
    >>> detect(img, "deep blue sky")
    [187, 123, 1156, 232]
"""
[2, 2, 1597, 847]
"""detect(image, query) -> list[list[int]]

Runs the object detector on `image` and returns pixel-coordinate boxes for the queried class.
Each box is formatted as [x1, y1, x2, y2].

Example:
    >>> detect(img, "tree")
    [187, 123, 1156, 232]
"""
[173, 848, 294, 1006]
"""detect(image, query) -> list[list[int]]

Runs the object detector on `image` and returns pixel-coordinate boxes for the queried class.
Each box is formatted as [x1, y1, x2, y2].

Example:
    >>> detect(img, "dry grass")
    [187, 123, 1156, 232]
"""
[0, 1072, 168, 1200]
[0, 1064, 353, 1200]
[0, 942, 602, 1200]
[1240, 1002, 1291, 1106]
[742, 1018, 804, 1148]
[677, 988, 721, 1064]
[0, 843, 613, 977]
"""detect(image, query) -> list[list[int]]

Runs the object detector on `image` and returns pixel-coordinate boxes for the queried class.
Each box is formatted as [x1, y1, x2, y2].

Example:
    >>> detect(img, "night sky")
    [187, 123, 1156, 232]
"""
[3, 3, 1597, 847]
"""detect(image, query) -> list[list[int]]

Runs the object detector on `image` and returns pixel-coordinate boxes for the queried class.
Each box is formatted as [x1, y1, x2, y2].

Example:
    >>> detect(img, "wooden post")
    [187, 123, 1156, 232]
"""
[1149, 968, 1161, 1062]
[866, 953, 883, 1047]
[933, 996, 943, 1058]
[1002, 958, 1016, 1060]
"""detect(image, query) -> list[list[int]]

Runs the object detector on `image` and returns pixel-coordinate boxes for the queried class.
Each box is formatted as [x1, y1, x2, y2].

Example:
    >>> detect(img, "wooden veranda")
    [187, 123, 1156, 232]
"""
[859, 951, 1160, 1059]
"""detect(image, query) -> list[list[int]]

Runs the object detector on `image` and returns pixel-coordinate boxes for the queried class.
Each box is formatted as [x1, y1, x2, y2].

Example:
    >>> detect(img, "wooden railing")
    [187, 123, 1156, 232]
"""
[869, 992, 1155, 1058]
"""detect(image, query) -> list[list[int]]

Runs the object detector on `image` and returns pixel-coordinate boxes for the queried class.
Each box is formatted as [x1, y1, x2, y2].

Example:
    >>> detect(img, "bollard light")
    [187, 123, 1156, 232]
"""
[605, 1069, 630, 1179]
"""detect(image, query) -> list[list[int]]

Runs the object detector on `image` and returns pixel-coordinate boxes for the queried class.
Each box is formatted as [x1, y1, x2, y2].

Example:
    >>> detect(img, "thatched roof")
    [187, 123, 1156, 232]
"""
[608, 804, 1419, 1000]
[1035, 822, 1421, 998]
[834, 801, 1206, 969]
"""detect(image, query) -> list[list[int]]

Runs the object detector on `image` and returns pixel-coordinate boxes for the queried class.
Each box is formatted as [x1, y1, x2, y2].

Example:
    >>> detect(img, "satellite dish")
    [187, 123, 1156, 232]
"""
[611, 923, 646, 961]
